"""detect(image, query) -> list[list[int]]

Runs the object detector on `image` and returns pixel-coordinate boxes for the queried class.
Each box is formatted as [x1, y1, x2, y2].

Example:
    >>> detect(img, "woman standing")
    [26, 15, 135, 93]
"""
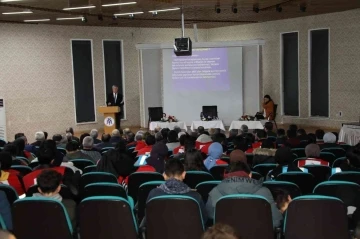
[263, 95, 275, 120]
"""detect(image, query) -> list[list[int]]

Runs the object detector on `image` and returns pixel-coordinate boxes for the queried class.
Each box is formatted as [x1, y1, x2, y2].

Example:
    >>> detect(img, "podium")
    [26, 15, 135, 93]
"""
[98, 106, 120, 134]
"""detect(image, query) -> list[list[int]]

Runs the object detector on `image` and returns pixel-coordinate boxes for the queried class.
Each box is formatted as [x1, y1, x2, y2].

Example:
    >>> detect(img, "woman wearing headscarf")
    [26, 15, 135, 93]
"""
[13, 138, 33, 161]
[267, 147, 301, 180]
[184, 149, 207, 171]
[145, 142, 169, 174]
[204, 142, 227, 170]
[97, 141, 136, 183]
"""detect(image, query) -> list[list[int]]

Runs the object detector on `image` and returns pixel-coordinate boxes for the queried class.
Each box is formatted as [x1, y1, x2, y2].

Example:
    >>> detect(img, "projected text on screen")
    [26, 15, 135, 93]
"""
[171, 48, 230, 91]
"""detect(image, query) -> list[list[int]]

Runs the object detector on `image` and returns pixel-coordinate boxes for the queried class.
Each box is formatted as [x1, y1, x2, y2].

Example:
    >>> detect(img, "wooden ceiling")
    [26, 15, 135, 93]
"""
[0, 0, 359, 28]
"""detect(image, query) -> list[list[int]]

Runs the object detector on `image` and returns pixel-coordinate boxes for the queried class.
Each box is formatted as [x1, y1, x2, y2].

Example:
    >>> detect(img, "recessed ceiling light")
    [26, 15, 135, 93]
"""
[56, 16, 84, 21]
[102, 2, 137, 7]
[2, 10, 32, 15]
[24, 19, 50, 22]
[63, 5, 95, 11]
[114, 11, 143, 16]
[148, 7, 180, 13]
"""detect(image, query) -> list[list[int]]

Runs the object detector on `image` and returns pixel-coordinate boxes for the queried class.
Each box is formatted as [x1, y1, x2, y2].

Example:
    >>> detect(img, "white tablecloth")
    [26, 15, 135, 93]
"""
[229, 121, 265, 130]
[149, 121, 187, 131]
[190, 120, 225, 131]
[339, 124, 360, 146]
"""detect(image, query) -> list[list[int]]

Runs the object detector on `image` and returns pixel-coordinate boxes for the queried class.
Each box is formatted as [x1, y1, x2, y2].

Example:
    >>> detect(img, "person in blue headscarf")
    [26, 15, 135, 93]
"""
[204, 142, 227, 170]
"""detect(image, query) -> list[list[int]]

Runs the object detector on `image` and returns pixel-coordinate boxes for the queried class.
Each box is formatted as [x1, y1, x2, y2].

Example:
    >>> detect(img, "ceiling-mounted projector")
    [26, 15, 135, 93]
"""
[174, 37, 192, 56]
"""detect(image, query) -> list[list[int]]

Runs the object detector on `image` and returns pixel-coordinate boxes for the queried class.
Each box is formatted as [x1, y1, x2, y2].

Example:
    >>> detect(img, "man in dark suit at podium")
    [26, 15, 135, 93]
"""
[106, 85, 123, 129]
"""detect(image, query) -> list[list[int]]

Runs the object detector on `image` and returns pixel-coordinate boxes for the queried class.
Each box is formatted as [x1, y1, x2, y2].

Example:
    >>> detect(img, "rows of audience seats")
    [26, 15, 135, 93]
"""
[0, 124, 360, 239]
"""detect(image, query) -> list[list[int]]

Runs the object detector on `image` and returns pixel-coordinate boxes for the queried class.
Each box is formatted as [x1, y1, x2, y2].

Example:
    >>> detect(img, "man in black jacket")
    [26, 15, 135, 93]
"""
[106, 85, 124, 129]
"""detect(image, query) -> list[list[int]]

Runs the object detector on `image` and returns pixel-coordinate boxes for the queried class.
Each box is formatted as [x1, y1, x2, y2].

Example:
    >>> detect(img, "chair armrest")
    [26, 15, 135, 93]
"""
[127, 196, 135, 210]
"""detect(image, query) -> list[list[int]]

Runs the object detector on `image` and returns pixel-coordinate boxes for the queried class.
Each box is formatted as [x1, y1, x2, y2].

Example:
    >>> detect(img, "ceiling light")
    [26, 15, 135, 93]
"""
[114, 11, 143, 16]
[2, 10, 32, 15]
[148, 7, 180, 13]
[276, 4, 282, 12]
[56, 16, 84, 21]
[63, 5, 95, 11]
[24, 19, 50, 22]
[102, 2, 136, 7]
[232, 5, 238, 13]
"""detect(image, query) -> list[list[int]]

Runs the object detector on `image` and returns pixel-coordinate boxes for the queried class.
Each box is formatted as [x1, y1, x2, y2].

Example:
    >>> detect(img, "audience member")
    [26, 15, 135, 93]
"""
[228, 129, 238, 143]
[206, 161, 282, 227]
[147, 158, 207, 223]
[321, 132, 338, 149]
[276, 129, 287, 145]
[202, 224, 239, 239]
[340, 143, 360, 172]
[134, 132, 146, 151]
[43, 131, 48, 140]
[66, 127, 79, 143]
[297, 129, 308, 141]
[239, 125, 249, 136]
[232, 136, 248, 152]
[154, 126, 161, 134]
[209, 133, 228, 154]
[23, 148, 80, 192]
[79, 133, 90, 148]
[173, 134, 187, 155]
[285, 129, 300, 148]
[184, 149, 207, 171]
[252, 139, 276, 166]
[81, 137, 101, 163]
[3, 144, 17, 160]
[65, 133, 73, 143]
[94, 134, 113, 150]
[307, 133, 317, 144]
[173, 126, 181, 134]
[0, 229, 15, 239]
[332, 132, 339, 143]
[137, 135, 156, 156]
[161, 128, 170, 144]
[123, 128, 131, 136]
[166, 130, 180, 151]
[229, 150, 247, 164]
[13, 137, 33, 161]
[274, 189, 292, 214]
[31, 131, 45, 147]
[34, 169, 76, 229]
[0, 152, 24, 195]
[52, 134, 65, 147]
[198, 126, 205, 135]
[288, 124, 298, 132]
[110, 129, 122, 145]
[208, 128, 216, 136]
[97, 141, 135, 182]
[196, 134, 213, 150]
[173, 137, 196, 160]
[90, 129, 101, 144]
[204, 142, 227, 170]
[315, 129, 325, 143]
[296, 144, 329, 167]
[154, 132, 163, 142]
[251, 129, 268, 150]
[125, 132, 136, 148]
[264, 122, 277, 137]
[37, 140, 63, 166]
[145, 142, 169, 173]
[63, 141, 93, 162]
[14, 133, 24, 140]
[268, 147, 302, 179]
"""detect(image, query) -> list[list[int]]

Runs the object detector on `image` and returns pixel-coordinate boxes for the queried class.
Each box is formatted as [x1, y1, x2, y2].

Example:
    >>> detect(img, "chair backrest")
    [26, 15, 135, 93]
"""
[202, 105, 218, 118]
[83, 183, 127, 200]
[83, 165, 97, 173]
[80, 172, 118, 190]
[0, 214, 6, 230]
[332, 157, 346, 168]
[148, 107, 163, 122]
[284, 195, 349, 239]
[220, 156, 230, 164]
[339, 144, 351, 152]
[251, 171, 263, 180]
[127, 172, 164, 203]
[137, 181, 164, 224]
[12, 198, 73, 239]
[329, 171, 360, 185]
[209, 165, 228, 180]
[28, 161, 39, 169]
[276, 172, 316, 195]
[321, 148, 346, 159]
[291, 148, 306, 158]
[195, 181, 221, 203]
[26, 184, 74, 200]
[0, 184, 18, 204]
[10, 165, 32, 176]
[146, 195, 204, 239]
[69, 159, 95, 170]
[12, 158, 27, 166]
[79, 196, 138, 239]
[319, 152, 336, 165]
[313, 181, 360, 207]
[263, 181, 302, 199]
[57, 147, 67, 155]
[215, 195, 274, 239]
[183, 171, 214, 189]
[253, 163, 277, 177]
[15, 156, 30, 164]
[303, 165, 331, 184]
